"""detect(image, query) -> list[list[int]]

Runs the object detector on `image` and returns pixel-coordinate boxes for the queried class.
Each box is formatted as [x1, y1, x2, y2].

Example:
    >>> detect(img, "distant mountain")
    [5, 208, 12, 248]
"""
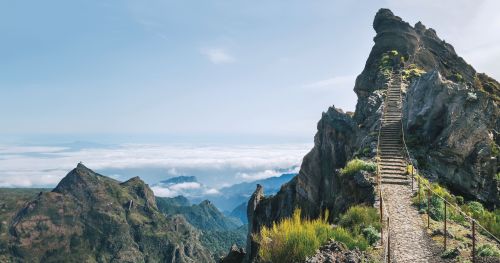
[1, 164, 212, 262]
[207, 173, 296, 212]
[152, 173, 296, 212]
[228, 202, 248, 224]
[156, 196, 247, 259]
[159, 175, 198, 185]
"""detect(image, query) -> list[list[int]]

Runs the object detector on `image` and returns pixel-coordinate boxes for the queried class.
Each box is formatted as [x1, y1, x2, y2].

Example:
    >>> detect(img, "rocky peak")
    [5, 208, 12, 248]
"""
[52, 163, 113, 195]
[244, 8, 499, 261]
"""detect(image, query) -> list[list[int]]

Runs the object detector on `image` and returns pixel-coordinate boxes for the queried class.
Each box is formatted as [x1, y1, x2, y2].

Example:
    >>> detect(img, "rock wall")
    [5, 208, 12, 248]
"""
[244, 8, 500, 262]
[404, 71, 499, 206]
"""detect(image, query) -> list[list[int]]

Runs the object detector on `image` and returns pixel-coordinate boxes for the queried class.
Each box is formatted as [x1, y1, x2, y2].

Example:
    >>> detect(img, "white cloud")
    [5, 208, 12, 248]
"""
[204, 188, 220, 195]
[303, 75, 355, 91]
[237, 166, 300, 181]
[200, 48, 235, 64]
[169, 182, 201, 191]
[0, 143, 311, 187]
[150, 186, 176, 197]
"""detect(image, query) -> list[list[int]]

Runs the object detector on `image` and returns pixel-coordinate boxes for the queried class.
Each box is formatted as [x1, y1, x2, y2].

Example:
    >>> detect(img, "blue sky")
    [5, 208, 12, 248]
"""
[1, 0, 499, 143]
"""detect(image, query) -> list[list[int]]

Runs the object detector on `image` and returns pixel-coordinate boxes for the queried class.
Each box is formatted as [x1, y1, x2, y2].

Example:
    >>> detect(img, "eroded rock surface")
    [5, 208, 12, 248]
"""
[245, 8, 499, 262]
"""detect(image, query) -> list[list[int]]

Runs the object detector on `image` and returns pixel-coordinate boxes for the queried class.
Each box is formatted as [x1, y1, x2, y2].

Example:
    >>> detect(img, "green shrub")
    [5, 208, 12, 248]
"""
[361, 226, 380, 246]
[329, 227, 369, 251]
[429, 196, 445, 221]
[441, 248, 459, 259]
[466, 201, 485, 218]
[492, 143, 500, 157]
[477, 244, 500, 257]
[339, 205, 381, 234]
[340, 159, 376, 176]
[256, 207, 374, 262]
[402, 64, 426, 82]
[450, 72, 464, 83]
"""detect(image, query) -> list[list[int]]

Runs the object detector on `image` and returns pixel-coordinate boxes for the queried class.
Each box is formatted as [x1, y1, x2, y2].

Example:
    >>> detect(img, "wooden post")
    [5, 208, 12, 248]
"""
[427, 189, 431, 229]
[380, 190, 383, 222]
[418, 178, 421, 210]
[444, 202, 447, 251]
[380, 190, 383, 245]
[411, 167, 414, 191]
[387, 217, 391, 263]
[472, 220, 476, 263]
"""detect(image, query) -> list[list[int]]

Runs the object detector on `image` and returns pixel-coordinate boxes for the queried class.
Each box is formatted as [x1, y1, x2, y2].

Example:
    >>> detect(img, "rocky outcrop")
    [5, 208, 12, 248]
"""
[245, 107, 376, 262]
[219, 244, 246, 263]
[305, 240, 367, 263]
[245, 7, 500, 261]
[404, 70, 499, 206]
[5, 164, 212, 263]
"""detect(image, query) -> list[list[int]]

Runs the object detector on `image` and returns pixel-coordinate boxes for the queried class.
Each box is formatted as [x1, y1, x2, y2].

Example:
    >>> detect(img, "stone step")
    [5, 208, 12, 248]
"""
[380, 166, 406, 172]
[381, 175, 407, 180]
[381, 179, 410, 185]
[380, 170, 406, 176]
[379, 157, 405, 162]
[380, 152, 403, 156]
[379, 147, 403, 151]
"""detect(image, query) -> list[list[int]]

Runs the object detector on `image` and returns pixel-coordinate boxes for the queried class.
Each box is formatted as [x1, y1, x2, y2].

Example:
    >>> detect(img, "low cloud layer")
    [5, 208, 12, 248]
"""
[0, 143, 311, 188]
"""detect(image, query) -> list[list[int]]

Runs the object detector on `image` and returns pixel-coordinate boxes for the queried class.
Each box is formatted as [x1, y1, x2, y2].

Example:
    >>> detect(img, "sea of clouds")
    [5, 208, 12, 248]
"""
[0, 143, 311, 193]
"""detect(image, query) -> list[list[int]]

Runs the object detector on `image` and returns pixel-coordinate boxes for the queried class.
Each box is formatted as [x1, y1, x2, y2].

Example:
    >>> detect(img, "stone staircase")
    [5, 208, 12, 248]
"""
[378, 72, 409, 186]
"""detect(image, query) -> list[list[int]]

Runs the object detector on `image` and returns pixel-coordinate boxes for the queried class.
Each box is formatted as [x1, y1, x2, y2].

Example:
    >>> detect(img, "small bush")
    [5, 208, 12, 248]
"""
[466, 201, 485, 218]
[362, 226, 380, 246]
[402, 64, 426, 82]
[339, 205, 381, 234]
[340, 159, 376, 176]
[256, 207, 375, 262]
[429, 196, 445, 221]
[477, 244, 500, 257]
[441, 248, 459, 259]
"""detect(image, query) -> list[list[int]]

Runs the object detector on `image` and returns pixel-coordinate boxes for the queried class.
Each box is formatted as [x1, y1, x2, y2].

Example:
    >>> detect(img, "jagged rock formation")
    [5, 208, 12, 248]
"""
[404, 70, 499, 206]
[245, 8, 500, 261]
[156, 196, 247, 259]
[3, 164, 212, 263]
[219, 244, 246, 263]
[305, 240, 367, 263]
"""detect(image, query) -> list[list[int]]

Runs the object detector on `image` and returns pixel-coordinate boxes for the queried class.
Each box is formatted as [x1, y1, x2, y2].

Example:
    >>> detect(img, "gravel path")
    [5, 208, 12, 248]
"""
[383, 184, 447, 263]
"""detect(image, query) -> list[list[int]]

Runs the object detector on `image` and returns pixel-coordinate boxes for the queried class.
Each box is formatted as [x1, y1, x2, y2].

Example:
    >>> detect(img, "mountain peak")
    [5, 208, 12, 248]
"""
[52, 163, 109, 194]
[373, 8, 405, 33]
[160, 175, 198, 185]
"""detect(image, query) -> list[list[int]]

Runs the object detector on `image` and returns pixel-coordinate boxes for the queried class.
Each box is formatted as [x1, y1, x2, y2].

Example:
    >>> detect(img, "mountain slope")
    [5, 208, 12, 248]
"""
[3, 164, 212, 263]
[245, 8, 500, 261]
[156, 197, 246, 260]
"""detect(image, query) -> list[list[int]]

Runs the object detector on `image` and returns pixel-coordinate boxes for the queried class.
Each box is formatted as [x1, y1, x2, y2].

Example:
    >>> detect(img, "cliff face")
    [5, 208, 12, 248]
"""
[245, 108, 375, 261]
[245, 8, 500, 261]
[5, 164, 212, 263]
[404, 71, 499, 206]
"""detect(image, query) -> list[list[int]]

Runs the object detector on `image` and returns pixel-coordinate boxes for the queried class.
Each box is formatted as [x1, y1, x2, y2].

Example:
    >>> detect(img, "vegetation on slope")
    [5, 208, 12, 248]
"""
[411, 175, 500, 260]
[254, 205, 380, 262]
[156, 197, 246, 259]
[340, 159, 376, 176]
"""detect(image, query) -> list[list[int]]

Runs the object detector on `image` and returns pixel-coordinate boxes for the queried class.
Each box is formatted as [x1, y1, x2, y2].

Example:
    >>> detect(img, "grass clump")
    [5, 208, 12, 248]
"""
[449, 72, 464, 83]
[256, 207, 375, 262]
[340, 159, 376, 176]
[477, 244, 500, 257]
[402, 64, 426, 82]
